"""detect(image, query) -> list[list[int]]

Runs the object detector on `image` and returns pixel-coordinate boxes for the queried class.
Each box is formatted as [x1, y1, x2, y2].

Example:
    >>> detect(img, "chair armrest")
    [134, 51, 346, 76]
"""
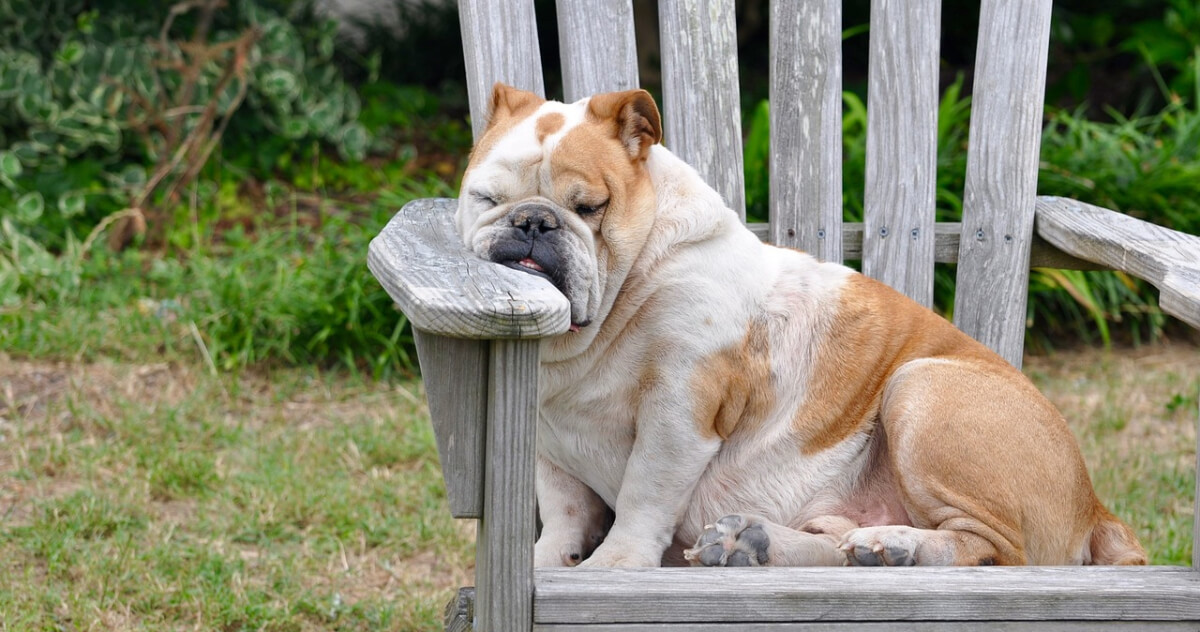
[1035, 196, 1200, 330]
[367, 198, 571, 339]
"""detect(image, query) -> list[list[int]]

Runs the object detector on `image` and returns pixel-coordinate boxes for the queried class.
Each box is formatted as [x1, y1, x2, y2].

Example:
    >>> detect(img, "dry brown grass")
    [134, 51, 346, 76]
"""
[1, 342, 1195, 630]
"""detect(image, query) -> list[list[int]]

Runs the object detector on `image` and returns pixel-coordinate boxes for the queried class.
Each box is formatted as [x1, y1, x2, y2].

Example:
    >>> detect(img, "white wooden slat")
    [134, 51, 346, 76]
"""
[658, 0, 746, 219]
[366, 198, 571, 339]
[1034, 196, 1200, 330]
[534, 567, 1200, 624]
[953, 0, 1054, 368]
[535, 623, 1200, 631]
[861, 0, 941, 307]
[476, 340, 540, 632]
[459, 0, 545, 140]
[412, 330, 487, 518]
[556, 0, 639, 102]
[768, 0, 842, 262]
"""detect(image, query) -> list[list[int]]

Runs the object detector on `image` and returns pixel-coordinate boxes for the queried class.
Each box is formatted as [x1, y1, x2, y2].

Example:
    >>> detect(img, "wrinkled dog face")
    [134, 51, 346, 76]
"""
[455, 84, 662, 331]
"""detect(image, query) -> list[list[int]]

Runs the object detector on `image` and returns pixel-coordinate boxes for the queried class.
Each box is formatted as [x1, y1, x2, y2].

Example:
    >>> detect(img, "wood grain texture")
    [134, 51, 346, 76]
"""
[535, 623, 1200, 632]
[744, 221, 1102, 269]
[475, 340, 540, 632]
[658, 0, 745, 218]
[459, 0, 545, 139]
[860, 0, 940, 306]
[556, 0, 639, 101]
[768, 0, 842, 261]
[953, 0, 1054, 369]
[366, 198, 571, 339]
[533, 567, 1200, 624]
[1035, 196, 1200, 330]
[444, 587, 475, 632]
[413, 330, 487, 519]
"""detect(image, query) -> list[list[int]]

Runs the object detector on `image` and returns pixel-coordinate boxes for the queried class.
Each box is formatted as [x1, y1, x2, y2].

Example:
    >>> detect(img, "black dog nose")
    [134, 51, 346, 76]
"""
[510, 203, 559, 237]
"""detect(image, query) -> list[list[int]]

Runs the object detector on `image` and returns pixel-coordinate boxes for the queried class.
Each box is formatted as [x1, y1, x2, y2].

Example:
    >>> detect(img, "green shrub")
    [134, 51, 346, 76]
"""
[0, 0, 369, 247]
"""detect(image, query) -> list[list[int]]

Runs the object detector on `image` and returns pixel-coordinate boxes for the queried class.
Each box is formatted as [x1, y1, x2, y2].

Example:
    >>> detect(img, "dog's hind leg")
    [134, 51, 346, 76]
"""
[683, 513, 851, 567]
[862, 356, 1112, 566]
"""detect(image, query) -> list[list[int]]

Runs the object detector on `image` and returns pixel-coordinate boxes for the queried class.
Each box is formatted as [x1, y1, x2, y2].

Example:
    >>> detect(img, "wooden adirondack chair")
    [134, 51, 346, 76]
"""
[367, 0, 1200, 629]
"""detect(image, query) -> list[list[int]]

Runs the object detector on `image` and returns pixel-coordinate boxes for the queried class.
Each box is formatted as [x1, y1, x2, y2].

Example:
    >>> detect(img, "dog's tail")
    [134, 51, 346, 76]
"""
[1087, 508, 1147, 565]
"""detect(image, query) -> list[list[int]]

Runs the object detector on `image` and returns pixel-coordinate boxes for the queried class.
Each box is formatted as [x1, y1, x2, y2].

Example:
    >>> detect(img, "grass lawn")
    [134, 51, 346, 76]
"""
[0, 343, 1196, 630]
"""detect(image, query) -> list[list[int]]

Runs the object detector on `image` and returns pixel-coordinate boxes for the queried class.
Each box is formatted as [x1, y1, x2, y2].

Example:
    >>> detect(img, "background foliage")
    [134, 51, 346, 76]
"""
[1, 0, 1198, 375]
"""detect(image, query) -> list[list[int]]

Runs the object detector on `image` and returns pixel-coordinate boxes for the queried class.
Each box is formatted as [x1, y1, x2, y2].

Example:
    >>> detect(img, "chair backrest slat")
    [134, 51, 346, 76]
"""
[768, 0, 843, 262]
[459, 0, 545, 140]
[658, 0, 746, 219]
[861, 0, 941, 308]
[556, 0, 639, 102]
[953, 0, 1053, 369]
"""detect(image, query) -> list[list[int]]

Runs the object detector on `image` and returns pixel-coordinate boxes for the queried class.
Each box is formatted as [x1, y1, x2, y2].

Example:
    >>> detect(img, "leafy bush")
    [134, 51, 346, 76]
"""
[0, 0, 369, 247]
[0, 178, 458, 376]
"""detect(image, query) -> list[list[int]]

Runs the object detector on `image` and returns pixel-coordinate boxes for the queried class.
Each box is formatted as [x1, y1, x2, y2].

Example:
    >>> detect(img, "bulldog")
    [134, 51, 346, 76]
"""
[454, 83, 1147, 568]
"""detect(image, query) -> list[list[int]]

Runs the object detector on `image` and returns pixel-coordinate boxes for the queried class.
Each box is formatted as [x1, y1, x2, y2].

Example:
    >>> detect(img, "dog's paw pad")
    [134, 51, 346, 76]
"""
[840, 526, 918, 567]
[683, 514, 770, 567]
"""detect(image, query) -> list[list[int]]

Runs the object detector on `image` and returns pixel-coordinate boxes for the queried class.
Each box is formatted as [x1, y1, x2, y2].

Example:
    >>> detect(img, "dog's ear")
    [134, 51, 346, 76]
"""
[485, 83, 545, 133]
[587, 89, 662, 161]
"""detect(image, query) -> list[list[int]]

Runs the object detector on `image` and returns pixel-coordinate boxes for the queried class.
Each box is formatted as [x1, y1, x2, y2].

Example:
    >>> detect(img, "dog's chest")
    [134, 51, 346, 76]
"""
[537, 363, 641, 506]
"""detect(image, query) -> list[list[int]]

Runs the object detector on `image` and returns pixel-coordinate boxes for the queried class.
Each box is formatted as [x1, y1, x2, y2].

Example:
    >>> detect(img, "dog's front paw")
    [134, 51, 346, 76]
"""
[535, 537, 586, 567]
[840, 525, 921, 566]
[683, 514, 770, 567]
[576, 540, 661, 567]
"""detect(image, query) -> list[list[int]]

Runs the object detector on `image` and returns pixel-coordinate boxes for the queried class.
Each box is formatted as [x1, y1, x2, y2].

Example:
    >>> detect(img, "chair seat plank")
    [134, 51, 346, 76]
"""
[366, 198, 571, 339]
[534, 567, 1200, 625]
[1035, 196, 1200, 329]
[534, 623, 1200, 632]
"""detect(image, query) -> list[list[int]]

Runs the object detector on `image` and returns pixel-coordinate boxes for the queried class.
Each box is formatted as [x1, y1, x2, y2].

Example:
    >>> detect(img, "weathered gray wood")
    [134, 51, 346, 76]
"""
[556, 0, 639, 101]
[534, 567, 1200, 624]
[458, 0, 545, 139]
[658, 0, 745, 218]
[444, 587, 475, 632]
[535, 623, 1200, 631]
[768, 0, 842, 262]
[366, 198, 571, 339]
[414, 330, 486, 519]
[953, 0, 1054, 369]
[860, 0, 940, 306]
[476, 340, 540, 632]
[745, 221, 1103, 270]
[1035, 196, 1200, 330]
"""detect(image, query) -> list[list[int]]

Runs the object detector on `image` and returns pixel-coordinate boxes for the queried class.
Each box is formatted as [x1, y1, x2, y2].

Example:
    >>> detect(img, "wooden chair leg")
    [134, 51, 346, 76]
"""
[475, 339, 539, 631]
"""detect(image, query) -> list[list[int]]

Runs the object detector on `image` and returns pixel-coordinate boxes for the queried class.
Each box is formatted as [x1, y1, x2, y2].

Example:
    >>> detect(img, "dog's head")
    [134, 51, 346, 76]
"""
[455, 83, 663, 333]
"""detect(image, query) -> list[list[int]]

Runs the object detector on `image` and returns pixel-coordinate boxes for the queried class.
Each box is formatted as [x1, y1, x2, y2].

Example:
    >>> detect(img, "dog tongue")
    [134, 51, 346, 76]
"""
[518, 258, 545, 272]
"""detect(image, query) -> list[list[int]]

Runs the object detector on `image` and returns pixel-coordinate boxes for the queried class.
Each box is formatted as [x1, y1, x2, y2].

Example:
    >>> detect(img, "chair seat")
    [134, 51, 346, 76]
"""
[530, 566, 1200, 629]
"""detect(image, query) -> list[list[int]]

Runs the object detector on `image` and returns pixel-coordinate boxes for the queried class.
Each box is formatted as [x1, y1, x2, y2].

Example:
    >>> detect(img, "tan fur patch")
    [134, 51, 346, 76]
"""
[690, 319, 775, 440]
[795, 275, 995, 454]
[536, 112, 566, 143]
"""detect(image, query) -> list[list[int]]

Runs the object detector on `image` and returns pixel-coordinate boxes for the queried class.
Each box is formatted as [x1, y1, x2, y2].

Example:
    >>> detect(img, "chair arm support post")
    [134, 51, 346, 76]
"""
[475, 339, 540, 631]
